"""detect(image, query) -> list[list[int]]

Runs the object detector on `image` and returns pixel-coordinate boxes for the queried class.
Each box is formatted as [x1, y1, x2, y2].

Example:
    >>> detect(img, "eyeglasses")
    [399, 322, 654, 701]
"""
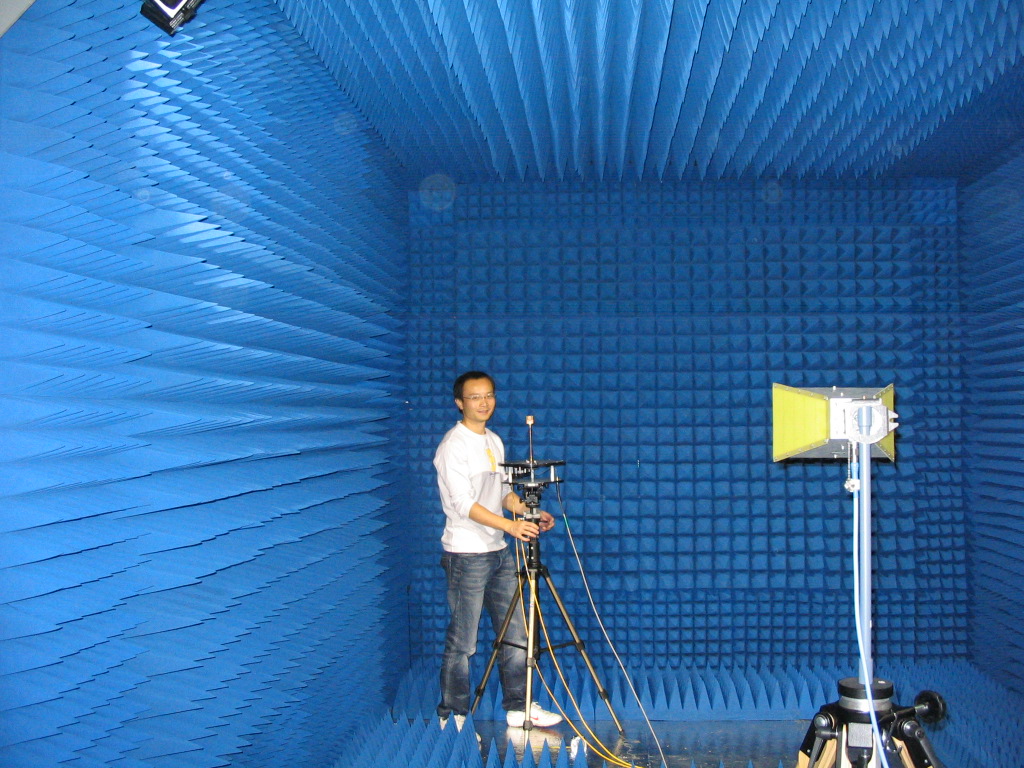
[461, 392, 495, 403]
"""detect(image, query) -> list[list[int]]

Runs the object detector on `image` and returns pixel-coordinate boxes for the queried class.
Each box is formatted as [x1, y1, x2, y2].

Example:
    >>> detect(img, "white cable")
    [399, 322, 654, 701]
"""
[850, 449, 891, 768]
[555, 484, 669, 768]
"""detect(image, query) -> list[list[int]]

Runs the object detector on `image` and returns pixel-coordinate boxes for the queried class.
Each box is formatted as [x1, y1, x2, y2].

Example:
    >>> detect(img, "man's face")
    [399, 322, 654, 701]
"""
[456, 377, 496, 426]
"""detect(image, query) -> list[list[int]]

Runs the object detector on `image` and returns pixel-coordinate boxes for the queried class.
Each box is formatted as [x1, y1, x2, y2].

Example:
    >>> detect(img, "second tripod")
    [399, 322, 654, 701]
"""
[470, 442, 623, 733]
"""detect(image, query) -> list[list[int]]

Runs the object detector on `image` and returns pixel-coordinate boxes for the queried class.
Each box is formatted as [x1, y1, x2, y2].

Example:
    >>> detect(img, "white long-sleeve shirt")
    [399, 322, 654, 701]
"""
[434, 422, 509, 553]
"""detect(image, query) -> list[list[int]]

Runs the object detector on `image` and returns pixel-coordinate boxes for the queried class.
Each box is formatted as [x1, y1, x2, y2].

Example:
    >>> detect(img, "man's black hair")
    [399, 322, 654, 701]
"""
[453, 371, 495, 401]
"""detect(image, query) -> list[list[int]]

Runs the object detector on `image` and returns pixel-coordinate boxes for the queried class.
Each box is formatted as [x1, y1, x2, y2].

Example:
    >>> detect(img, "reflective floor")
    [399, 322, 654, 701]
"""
[475, 719, 810, 768]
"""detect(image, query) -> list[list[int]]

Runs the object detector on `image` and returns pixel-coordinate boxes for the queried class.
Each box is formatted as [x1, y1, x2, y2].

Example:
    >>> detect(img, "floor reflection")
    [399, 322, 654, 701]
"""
[473, 719, 809, 768]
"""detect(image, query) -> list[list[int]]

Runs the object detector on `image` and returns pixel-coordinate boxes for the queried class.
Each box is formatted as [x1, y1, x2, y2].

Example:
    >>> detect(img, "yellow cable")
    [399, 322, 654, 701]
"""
[553, 487, 668, 768]
[510, 535, 634, 767]
[532, 593, 632, 766]
[499, 486, 667, 766]
[534, 643, 632, 766]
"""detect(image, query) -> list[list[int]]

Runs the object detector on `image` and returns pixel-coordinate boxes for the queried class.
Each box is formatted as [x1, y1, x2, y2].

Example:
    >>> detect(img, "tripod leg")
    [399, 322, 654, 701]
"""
[896, 718, 946, 768]
[522, 567, 541, 731]
[802, 710, 839, 768]
[471, 568, 527, 714]
[806, 738, 837, 768]
[540, 567, 626, 735]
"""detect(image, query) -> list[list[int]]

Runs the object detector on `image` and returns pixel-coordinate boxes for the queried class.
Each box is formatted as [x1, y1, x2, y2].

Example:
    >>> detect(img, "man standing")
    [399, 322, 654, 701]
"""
[434, 371, 563, 730]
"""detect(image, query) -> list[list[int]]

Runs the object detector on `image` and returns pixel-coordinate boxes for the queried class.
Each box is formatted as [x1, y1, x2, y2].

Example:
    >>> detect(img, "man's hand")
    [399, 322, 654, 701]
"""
[507, 510, 555, 540]
[508, 518, 540, 541]
[538, 510, 555, 533]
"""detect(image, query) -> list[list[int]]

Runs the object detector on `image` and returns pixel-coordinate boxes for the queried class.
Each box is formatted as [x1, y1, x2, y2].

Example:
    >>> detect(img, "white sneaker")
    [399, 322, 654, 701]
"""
[439, 713, 466, 731]
[440, 714, 481, 743]
[505, 703, 563, 728]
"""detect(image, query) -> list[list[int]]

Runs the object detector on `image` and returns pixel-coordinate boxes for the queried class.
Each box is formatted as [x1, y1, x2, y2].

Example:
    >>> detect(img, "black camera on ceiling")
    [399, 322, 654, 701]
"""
[140, 0, 205, 36]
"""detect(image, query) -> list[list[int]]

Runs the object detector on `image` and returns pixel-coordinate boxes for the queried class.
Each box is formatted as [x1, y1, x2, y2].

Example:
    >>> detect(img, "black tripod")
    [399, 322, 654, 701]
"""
[797, 678, 947, 768]
[470, 449, 623, 734]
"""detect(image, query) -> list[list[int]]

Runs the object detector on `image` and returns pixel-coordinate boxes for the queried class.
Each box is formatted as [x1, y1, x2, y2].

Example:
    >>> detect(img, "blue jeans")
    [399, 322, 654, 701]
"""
[438, 548, 527, 717]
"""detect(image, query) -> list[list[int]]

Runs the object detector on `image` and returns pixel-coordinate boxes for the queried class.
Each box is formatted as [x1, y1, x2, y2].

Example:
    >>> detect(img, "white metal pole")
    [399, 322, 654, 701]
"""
[857, 407, 874, 685]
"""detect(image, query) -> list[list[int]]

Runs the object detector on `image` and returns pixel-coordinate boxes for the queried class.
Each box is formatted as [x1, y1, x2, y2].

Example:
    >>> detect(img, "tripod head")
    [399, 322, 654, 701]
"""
[503, 459, 563, 515]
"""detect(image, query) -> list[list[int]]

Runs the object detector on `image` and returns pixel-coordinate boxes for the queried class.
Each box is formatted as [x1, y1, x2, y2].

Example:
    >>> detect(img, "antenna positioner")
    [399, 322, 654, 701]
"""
[500, 459, 564, 510]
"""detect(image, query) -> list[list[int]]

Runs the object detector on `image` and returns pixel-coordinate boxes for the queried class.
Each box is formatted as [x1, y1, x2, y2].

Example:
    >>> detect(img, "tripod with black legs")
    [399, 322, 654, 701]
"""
[470, 417, 624, 734]
[772, 386, 949, 768]
[798, 678, 947, 768]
